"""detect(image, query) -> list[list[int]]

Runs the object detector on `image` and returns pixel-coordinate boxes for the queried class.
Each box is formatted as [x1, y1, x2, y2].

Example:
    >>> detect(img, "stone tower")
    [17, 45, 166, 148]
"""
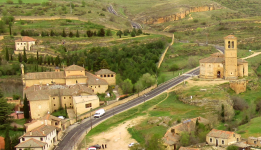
[224, 35, 238, 80]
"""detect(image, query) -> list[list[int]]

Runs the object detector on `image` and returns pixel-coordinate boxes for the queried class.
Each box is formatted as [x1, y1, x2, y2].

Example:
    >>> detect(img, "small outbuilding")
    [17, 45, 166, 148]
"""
[206, 129, 241, 146]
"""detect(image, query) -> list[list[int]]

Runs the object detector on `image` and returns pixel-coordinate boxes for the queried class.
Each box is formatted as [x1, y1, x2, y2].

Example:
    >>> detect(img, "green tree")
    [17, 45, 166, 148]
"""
[5, 47, 9, 61]
[100, 59, 109, 69]
[145, 135, 165, 150]
[55, 56, 61, 66]
[5, 126, 11, 150]
[98, 28, 105, 37]
[137, 29, 143, 35]
[23, 94, 30, 119]
[23, 47, 27, 63]
[116, 30, 122, 38]
[140, 73, 156, 88]
[50, 30, 55, 36]
[180, 132, 190, 146]
[106, 29, 112, 36]
[131, 31, 136, 37]
[76, 30, 80, 37]
[6, 0, 13, 4]
[169, 64, 179, 71]
[0, 21, 6, 33]
[69, 31, 74, 38]
[122, 78, 133, 94]
[0, 98, 12, 125]
[62, 28, 67, 37]
[65, 104, 68, 118]
[18, 53, 22, 62]
[86, 30, 93, 37]
[227, 145, 239, 150]
[123, 29, 129, 36]
[135, 80, 144, 96]
[221, 104, 225, 123]
[18, 0, 23, 4]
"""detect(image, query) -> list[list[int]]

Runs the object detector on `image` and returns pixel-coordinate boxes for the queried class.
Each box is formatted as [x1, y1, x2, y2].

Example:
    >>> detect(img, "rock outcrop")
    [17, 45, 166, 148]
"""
[138, 5, 219, 24]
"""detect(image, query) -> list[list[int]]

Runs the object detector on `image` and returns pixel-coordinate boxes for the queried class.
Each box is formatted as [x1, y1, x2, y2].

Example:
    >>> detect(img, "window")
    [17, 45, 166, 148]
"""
[95, 86, 96, 88]
[108, 75, 110, 77]
[69, 97, 71, 99]
[232, 41, 234, 48]
[100, 75, 103, 77]
[254, 141, 257, 144]
[22, 138, 25, 141]
[54, 104, 56, 106]
[222, 140, 224, 144]
[17, 43, 19, 45]
[70, 103, 71, 105]
[85, 103, 92, 108]
[104, 75, 106, 77]
[55, 122, 58, 125]
[111, 75, 113, 77]
[98, 85, 100, 88]
[209, 65, 211, 67]
[64, 97, 66, 99]
[210, 138, 212, 142]
[24, 43, 26, 45]
[40, 137, 43, 141]
[228, 41, 231, 48]
[53, 97, 55, 100]
[19, 149, 22, 150]
[231, 72, 233, 75]
[91, 86, 92, 87]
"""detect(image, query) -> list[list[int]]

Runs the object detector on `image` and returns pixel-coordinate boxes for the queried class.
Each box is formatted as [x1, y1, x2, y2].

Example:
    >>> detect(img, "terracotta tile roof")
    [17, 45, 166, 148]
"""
[179, 147, 200, 150]
[95, 69, 116, 75]
[15, 138, 46, 148]
[237, 59, 248, 65]
[24, 71, 65, 80]
[64, 65, 85, 71]
[207, 129, 235, 139]
[224, 35, 237, 39]
[22, 125, 56, 137]
[15, 36, 37, 42]
[199, 53, 225, 63]
[39, 114, 62, 121]
[25, 84, 94, 101]
[86, 72, 108, 85]
[0, 136, 4, 150]
[65, 75, 87, 79]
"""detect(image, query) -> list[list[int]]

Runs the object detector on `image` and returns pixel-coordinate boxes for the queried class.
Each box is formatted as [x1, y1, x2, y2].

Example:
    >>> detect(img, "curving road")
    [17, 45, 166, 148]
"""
[55, 45, 225, 149]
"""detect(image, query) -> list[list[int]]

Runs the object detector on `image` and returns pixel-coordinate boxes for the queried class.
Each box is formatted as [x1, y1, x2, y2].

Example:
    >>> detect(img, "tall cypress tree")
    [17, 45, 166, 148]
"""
[5, 126, 11, 150]
[23, 94, 30, 119]
[65, 104, 68, 118]
[5, 47, 9, 61]
[76, 30, 80, 37]
[62, 28, 66, 37]
[23, 47, 27, 63]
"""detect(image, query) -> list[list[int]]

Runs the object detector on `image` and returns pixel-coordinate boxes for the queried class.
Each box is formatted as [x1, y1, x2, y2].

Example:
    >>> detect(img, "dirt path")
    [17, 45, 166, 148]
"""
[243, 52, 261, 60]
[83, 116, 147, 150]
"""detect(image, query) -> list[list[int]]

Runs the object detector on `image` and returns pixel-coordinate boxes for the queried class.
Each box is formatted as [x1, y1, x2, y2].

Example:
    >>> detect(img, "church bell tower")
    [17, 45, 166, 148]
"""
[224, 35, 238, 80]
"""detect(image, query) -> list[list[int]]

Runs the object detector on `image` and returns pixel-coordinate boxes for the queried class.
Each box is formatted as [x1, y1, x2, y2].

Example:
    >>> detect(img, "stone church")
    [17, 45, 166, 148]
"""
[199, 35, 248, 80]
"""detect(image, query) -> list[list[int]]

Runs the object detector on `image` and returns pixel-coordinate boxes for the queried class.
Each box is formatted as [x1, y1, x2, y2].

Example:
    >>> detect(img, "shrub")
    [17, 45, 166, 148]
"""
[231, 96, 248, 111]
[227, 145, 239, 150]
[102, 8, 106, 11]
[88, 10, 91, 13]
[6, 0, 13, 4]
[193, 19, 198, 23]
[99, 13, 105, 16]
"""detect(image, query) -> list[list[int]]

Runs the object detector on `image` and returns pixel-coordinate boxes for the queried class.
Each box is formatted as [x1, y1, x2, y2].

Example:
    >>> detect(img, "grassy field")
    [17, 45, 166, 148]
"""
[237, 116, 261, 138]
[0, 0, 49, 3]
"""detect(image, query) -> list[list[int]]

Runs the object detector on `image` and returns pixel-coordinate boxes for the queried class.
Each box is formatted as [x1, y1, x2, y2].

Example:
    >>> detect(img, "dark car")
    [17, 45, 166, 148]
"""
[91, 144, 101, 149]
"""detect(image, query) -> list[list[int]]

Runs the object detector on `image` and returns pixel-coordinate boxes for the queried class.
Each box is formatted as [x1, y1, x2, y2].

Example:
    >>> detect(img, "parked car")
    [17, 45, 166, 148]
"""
[87, 147, 96, 150]
[94, 109, 105, 118]
[58, 116, 65, 119]
[91, 144, 101, 149]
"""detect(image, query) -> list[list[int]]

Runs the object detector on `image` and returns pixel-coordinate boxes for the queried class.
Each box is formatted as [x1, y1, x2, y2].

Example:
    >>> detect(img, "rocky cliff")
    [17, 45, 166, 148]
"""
[138, 5, 218, 24]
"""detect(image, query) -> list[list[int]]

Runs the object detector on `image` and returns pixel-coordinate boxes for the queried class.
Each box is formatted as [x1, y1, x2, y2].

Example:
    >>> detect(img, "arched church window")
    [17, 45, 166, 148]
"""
[232, 41, 234, 48]
[228, 41, 231, 48]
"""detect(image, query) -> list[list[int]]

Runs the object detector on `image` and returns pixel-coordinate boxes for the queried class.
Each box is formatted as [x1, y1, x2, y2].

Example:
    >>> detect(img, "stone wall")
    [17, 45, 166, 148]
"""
[139, 5, 218, 24]
[229, 79, 247, 94]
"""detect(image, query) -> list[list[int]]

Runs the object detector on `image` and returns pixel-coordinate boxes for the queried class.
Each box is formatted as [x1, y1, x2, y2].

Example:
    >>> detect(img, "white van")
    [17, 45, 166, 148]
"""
[94, 109, 105, 118]
[87, 147, 96, 150]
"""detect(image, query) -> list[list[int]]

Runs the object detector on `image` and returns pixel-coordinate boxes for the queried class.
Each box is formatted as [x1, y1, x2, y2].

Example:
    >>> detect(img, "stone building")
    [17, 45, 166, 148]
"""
[200, 35, 248, 80]
[15, 124, 57, 150]
[95, 69, 116, 85]
[206, 129, 241, 146]
[15, 36, 36, 51]
[248, 136, 261, 147]
[73, 95, 100, 115]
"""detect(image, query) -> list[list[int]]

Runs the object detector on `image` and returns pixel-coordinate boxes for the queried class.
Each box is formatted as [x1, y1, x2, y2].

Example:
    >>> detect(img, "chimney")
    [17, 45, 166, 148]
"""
[30, 131, 32, 135]
[45, 120, 47, 125]
[42, 130, 45, 135]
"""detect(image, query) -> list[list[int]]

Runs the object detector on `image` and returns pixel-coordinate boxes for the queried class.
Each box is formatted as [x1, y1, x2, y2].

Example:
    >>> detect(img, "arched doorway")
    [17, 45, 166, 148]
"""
[217, 71, 221, 78]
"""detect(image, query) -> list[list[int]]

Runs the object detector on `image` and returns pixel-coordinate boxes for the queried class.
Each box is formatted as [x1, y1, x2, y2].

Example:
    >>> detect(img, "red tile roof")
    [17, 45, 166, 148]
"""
[0, 136, 4, 150]
[224, 35, 237, 39]
[15, 36, 37, 42]
[207, 129, 235, 139]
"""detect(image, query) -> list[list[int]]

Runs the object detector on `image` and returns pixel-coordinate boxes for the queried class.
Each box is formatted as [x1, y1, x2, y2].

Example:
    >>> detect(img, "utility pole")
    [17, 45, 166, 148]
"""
[76, 107, 77, 122]
[90, 108, 92, 130]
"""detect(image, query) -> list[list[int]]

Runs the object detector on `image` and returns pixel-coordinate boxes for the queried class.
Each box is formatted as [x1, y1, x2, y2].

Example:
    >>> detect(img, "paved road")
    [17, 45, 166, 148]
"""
[55, 46, 225, 150]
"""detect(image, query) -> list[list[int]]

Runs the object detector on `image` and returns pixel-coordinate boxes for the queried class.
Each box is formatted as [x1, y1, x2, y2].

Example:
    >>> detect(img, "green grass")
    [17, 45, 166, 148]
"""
[14, 119, 26, 125]
[0, 129, 24, 138]
[51, 109, 67, 117]
[237, 116, 261, 138]
[0, 0, 48, 3]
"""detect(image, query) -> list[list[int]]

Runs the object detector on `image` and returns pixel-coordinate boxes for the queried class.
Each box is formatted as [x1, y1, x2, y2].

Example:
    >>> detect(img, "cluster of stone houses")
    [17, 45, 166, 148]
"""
[21, 64, 116, 119]
[15, 114, 70, 150]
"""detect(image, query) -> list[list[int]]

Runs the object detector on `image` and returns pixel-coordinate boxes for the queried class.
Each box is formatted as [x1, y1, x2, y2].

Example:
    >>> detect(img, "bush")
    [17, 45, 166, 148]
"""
[6, 0, 13, 4]
[227, 145, 239, 150]
[231, 96, 248, 111]
[193, 19, 198, 23]
[119, 95, 129, 100]
[99, 13, 105, 16]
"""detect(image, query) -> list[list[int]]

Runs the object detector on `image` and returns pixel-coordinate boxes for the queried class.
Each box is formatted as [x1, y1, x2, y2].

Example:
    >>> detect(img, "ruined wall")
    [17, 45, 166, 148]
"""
[140, 5, 218, 24]
[230, 80, 247, 94]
